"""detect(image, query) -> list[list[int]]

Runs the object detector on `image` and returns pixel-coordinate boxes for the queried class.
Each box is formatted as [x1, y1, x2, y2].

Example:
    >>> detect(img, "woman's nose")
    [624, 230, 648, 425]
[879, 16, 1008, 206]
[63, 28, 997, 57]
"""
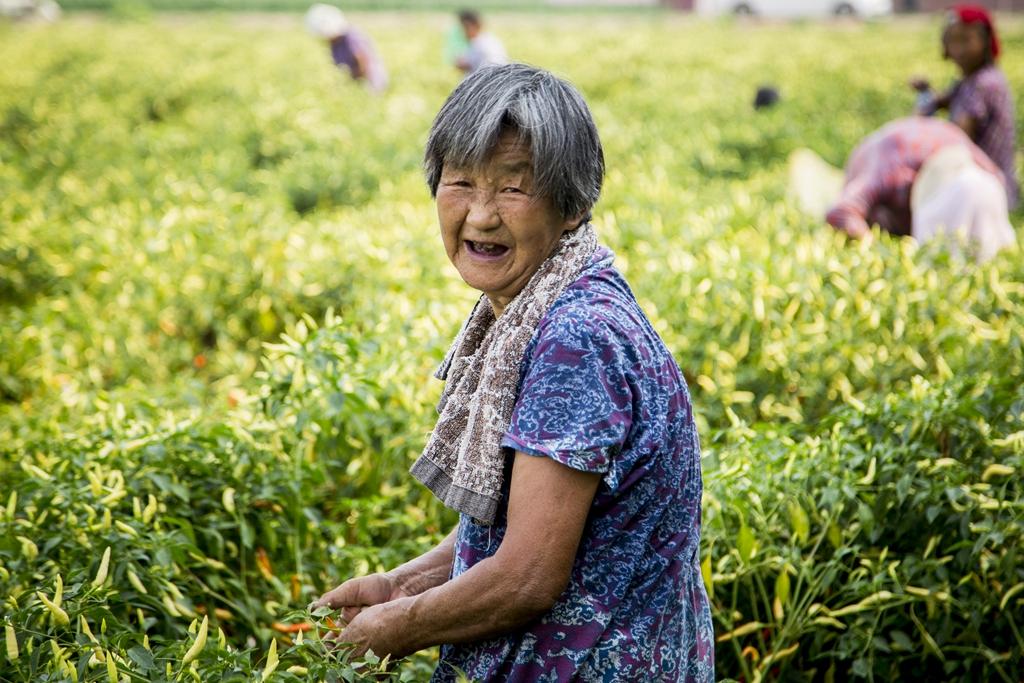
[465, 190, 500, 230]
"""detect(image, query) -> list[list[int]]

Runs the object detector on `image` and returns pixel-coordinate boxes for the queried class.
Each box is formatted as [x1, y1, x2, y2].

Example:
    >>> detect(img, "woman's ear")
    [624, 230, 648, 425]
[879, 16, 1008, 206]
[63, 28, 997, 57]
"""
[563, 210, 590, 232]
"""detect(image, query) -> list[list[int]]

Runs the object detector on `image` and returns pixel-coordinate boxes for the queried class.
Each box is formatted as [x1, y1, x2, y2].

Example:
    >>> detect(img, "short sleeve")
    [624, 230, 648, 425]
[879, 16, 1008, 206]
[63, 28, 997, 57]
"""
[464, 44, 483, 72]
[501, 313, 633, 478]
[955, 78, 994, 125]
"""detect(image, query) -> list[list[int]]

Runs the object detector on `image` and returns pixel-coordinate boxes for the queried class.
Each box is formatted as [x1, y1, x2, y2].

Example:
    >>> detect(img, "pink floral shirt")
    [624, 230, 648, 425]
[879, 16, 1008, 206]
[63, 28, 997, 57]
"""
[826, 117, 1003, 237]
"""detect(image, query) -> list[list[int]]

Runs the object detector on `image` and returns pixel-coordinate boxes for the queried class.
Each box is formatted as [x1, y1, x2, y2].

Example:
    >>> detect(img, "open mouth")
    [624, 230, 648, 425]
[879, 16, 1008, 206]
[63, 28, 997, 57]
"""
[466, 240, 510, 259]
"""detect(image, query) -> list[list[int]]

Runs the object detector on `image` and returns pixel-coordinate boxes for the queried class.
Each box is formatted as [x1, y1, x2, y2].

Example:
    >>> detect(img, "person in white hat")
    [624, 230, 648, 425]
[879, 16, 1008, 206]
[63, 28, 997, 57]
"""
[810, 116, 1015, 262]
[305, 3, 387, 92]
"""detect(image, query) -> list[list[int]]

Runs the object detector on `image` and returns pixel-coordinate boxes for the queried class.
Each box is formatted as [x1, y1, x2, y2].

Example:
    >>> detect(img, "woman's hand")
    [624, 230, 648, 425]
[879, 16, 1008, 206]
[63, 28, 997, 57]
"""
[313, 577, 418, 659]
[313, 573, 418, 658]
[310, 531, 457, 659]
[312, 572, 410, 624]
[334, 598, 417, 659]
[344, 453, 601, 654]
[909, 76, 931, 92]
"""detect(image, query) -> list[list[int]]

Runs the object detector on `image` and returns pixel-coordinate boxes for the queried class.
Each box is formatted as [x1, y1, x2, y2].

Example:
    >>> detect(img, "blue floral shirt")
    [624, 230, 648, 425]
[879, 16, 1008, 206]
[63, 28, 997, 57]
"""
[432, 248, 714, 682]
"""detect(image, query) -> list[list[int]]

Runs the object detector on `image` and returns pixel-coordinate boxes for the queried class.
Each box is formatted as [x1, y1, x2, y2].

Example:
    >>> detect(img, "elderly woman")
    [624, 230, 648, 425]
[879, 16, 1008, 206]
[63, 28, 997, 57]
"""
[314, 64, 714, 681]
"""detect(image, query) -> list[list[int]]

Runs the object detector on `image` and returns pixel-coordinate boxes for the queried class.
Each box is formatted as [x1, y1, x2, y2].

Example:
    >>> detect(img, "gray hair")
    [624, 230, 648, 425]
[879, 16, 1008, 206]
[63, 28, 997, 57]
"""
[424, 63, 605, 222]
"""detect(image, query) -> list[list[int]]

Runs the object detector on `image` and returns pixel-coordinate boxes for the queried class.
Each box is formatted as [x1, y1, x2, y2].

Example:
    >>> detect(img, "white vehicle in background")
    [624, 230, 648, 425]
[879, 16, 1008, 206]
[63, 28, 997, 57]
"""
[0, 0, 61, 21]
[696, 0, 892, 18]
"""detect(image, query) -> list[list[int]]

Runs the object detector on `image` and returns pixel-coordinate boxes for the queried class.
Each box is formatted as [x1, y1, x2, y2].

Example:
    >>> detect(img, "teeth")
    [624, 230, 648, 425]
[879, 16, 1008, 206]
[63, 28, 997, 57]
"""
[473, 241, 502, 253]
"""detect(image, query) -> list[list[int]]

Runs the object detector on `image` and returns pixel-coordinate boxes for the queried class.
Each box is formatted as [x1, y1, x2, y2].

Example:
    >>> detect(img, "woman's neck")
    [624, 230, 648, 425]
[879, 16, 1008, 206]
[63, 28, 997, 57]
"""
[962, 60, 992, 78]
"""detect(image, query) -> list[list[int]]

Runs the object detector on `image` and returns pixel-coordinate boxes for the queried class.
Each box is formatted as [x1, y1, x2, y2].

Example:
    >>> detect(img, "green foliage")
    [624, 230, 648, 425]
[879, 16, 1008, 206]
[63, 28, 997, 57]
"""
[0, 316, 447, 679]
[1, 14, 1023, 681]
[705, 375, 1024, 681]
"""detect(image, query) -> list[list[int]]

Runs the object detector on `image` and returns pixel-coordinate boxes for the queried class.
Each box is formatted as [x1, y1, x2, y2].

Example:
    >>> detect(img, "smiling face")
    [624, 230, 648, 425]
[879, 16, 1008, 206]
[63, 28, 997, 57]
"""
[436, 131, 580, 317]
[945, 21, 989, 75]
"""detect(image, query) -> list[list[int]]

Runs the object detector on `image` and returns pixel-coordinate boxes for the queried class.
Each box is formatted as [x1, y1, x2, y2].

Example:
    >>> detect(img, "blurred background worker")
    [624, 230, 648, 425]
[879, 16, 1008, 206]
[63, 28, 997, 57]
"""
[305, 3, 387, 93]
[753, 85, 780, 110]
[911, 5, 1017, 206]
[0, 0, 61, 22]
[793, 117, 1014, 263]
[443, 20, 470, 68]
[454, 9, 508, 74]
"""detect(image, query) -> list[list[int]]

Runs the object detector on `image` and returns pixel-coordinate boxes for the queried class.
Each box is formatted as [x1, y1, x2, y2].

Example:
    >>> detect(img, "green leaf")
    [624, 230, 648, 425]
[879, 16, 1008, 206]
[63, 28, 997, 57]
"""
[890, 630, 914, 651]
[126, 646, 156, 672]
[701, 553, 714, 602]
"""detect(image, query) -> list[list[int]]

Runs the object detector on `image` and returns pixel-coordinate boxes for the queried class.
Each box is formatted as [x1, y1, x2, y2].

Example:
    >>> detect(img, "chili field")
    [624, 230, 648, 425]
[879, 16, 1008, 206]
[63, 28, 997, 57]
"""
[1, 12, 1023, 682]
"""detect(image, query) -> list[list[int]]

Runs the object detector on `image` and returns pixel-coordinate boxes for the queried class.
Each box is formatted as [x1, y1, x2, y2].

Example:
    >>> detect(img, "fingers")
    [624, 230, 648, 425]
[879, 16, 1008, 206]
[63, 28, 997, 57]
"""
[908, 77, 930, 92]
[313, 577, 366, 610]
[312, 574, 391, 611]
[323, 624, 368, 658]
[323, 629, 344, 648]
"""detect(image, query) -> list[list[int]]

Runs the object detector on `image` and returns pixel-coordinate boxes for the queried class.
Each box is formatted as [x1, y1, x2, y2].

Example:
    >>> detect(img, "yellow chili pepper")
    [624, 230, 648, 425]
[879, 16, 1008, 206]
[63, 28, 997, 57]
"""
[127, 568, 148, 595]
[261, 637, 279, 680]
[5, 625, 18, 662]
[181, 615, 208, 665]
[142, 495, 158, 525]
[36, 592, 70, 626]
[222, 488, 236, 514]
[81, 615, 98, 644]
[16, 536, 38, 561]
[92, 546, 112, 588]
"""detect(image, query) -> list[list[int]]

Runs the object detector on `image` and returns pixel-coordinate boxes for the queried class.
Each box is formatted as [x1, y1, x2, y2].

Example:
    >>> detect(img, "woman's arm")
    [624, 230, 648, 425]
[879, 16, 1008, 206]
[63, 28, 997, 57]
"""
[932, 89, 954, 111]
[314, 529, 457, 623]
[826, 176, 877, 240]
[910, 77, 953, 114]
[353, 47, 371, 80]
[388, 529, 458, 596]
[333, 452, 601, 658]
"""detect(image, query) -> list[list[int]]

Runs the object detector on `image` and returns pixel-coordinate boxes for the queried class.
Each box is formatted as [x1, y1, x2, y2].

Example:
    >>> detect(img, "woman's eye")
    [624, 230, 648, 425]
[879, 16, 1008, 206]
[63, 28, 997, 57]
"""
[501, 186, 523, 194]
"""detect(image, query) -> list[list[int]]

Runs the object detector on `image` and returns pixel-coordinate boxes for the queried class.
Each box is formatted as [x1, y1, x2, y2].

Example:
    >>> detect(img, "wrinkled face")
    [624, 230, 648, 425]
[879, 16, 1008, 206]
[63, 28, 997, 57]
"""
[436, 132, 578, 316]
[945, 22, 988, 74]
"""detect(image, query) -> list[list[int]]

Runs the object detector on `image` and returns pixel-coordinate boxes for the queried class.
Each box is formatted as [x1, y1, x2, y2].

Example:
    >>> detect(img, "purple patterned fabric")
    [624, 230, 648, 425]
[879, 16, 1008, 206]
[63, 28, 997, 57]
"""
[328, 28, 387, 92]
[431, 248, 714, 682]
[948, 65, 1018, 207]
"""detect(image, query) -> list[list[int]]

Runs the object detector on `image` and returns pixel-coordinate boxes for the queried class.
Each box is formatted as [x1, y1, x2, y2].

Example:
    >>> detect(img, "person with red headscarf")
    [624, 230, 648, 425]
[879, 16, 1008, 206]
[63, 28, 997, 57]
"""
[911, 5, 1017, 207]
